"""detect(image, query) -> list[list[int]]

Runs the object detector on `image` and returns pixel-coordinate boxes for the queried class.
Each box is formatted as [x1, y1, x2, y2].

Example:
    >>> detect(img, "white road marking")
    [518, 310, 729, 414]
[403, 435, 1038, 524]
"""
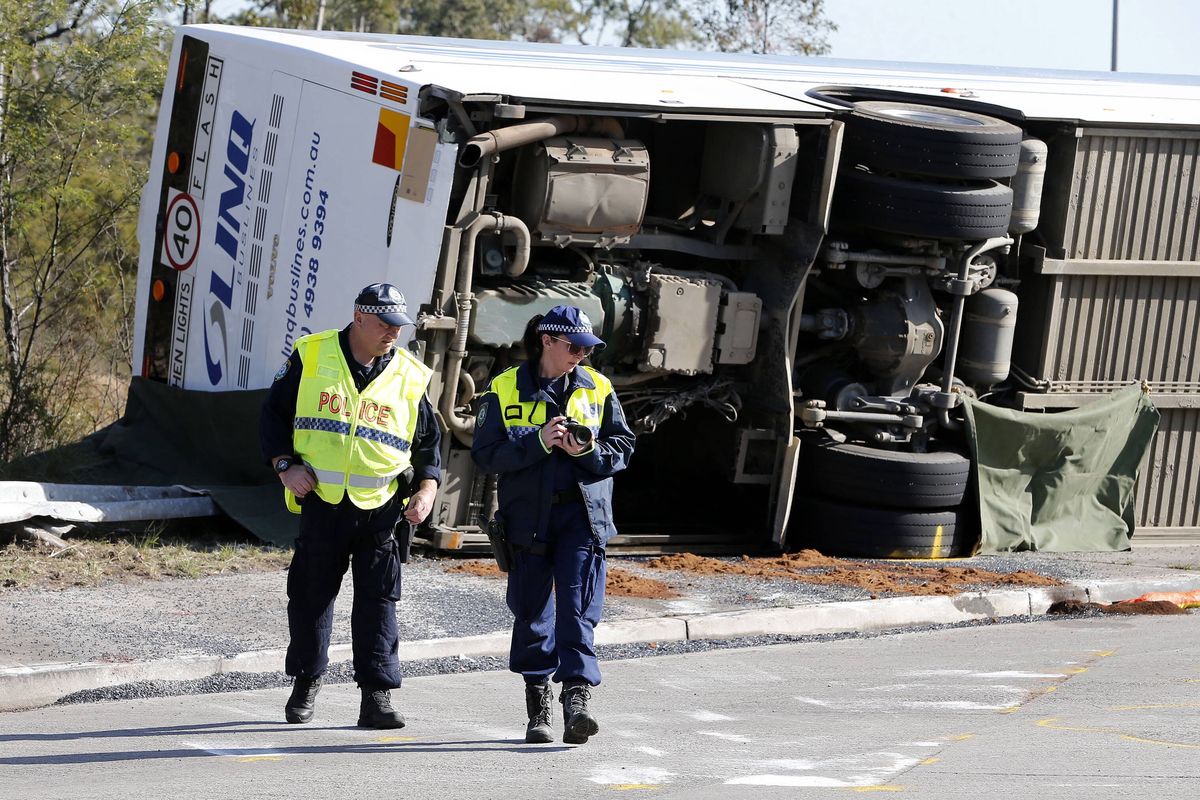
[697, 730, 752, 743]
[906, 668, 1065, 679]
[861, 683, 1026, 696]
[901, 700, 1017, 710]
[728, 752, 922, 787]
[588, 765, 675, 785]
[637, 746, 667, 757]
[971, 671, 1065, 679]
[185, 742, 286, 759]
[794, 696, 830, 706]
[751, 759, 817, 770]
[687, 710, 734, 721]
[727, 775, 855, 787]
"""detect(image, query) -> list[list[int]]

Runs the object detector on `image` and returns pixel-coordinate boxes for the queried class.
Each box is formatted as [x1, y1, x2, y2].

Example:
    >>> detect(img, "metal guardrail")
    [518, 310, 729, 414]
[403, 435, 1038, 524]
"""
[0, 482, 218, 526]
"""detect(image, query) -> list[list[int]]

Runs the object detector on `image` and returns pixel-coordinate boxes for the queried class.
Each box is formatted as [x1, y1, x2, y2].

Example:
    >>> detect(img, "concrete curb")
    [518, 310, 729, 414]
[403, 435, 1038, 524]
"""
[2, 576, 1197, 713]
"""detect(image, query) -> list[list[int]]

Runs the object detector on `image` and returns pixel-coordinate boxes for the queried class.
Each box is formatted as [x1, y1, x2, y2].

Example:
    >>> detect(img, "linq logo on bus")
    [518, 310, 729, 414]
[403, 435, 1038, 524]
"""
[203, 109, 255, 386]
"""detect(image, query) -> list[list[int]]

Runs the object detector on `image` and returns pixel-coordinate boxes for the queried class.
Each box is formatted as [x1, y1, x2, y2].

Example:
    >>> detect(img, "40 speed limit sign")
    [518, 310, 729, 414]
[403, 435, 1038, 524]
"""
[161, 188, 201, 271]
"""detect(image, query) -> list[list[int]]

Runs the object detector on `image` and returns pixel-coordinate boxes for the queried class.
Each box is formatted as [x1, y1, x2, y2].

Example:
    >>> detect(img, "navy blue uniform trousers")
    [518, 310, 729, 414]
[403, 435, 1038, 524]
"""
[285, 495, 404, 689]
[506, 502, 607, 687]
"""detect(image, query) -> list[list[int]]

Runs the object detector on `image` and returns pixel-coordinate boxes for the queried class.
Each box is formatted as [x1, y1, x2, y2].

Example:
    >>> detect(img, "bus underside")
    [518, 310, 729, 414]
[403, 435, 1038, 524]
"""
[409, 85, 1078, 556]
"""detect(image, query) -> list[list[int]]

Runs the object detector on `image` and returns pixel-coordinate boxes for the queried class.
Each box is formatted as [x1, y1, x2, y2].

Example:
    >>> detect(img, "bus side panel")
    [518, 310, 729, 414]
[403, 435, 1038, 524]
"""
[261, 81, 447, 380]
[135, 34, 451, 391]
[134, 38, 292, 391]
[383, 124, 456, 321]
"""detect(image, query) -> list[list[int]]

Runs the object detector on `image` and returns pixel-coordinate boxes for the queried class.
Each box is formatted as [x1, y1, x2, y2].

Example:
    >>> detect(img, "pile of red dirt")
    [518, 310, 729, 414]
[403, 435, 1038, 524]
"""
[447, 560, 505, 579]
[447, 550, 1066, 599]
[645, 551, 1063, 598]
[1048, 599, 1188, 616]
[446, 559, 679, 599]
[605, 568, 679, 599]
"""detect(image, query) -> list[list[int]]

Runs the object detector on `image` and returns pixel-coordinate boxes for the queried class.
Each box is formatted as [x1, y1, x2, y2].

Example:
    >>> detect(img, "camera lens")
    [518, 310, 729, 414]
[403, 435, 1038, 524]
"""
[565, 420, 593, 445]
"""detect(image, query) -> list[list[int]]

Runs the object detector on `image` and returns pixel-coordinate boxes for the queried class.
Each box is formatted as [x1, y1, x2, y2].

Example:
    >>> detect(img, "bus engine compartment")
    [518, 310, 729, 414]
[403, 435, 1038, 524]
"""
[420, 89, 1061, 553]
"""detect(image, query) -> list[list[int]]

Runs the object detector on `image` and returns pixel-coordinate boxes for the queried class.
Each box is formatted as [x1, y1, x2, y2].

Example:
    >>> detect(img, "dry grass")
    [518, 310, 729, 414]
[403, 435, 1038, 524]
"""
[0, 523, 292, 592]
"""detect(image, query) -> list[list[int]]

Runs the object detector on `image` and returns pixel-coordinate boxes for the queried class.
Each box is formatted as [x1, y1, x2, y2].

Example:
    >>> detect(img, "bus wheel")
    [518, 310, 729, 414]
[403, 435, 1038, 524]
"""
[835, 169, 1013, 240]
[797, 497, 971, 559]
[800, 439, 970, 509]
[841, 101, 1023, 180]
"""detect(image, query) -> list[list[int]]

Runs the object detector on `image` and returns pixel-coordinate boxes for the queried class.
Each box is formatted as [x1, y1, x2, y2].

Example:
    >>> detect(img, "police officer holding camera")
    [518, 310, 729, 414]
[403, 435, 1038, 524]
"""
[260, 283, 441, 730]
[472, 305, 635, 745]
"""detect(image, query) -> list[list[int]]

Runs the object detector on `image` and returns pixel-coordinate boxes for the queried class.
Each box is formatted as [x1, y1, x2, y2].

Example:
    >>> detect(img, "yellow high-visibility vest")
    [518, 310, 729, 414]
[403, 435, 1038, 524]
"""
[489, 365, 612, 445]
[286, 329, 433, 513]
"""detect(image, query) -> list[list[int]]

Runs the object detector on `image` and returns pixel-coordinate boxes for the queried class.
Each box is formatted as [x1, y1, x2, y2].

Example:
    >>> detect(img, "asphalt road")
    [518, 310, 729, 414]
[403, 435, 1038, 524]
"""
[1, 613, 1197, 799]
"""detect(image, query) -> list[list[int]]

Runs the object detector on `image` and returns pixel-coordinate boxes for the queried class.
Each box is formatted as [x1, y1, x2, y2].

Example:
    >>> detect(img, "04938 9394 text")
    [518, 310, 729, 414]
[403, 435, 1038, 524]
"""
[281, 131, 330, 358]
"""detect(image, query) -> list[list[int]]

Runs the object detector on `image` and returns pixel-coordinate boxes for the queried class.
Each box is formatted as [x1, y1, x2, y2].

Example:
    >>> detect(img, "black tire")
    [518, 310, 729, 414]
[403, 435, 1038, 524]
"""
[796, 497, 970, 559]
[841, 101, 1023, 180]
[835, 169, 1013, 240]
[801, 439, 970, 509]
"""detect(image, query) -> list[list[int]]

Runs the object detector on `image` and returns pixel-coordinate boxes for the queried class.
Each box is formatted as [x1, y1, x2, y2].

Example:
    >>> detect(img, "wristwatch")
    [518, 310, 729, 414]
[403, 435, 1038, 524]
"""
[274, 457, 293, 474]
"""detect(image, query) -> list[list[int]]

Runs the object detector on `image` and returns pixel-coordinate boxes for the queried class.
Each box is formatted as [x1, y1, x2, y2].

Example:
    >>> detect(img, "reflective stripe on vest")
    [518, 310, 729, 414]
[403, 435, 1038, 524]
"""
[285, 329, 432, 512]
[488, 365, 612, 443]
[294, 417, 413, 451]
[305, 466, 400, 489]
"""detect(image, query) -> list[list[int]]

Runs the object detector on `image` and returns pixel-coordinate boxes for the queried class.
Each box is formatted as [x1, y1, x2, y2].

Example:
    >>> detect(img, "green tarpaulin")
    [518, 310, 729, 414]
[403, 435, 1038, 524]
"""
[962, 383, 1159, 553]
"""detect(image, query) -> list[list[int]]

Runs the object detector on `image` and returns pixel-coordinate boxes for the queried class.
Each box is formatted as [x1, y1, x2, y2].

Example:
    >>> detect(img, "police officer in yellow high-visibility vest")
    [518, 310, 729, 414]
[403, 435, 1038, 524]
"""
[259, 283, 441, 730]
[472, 305, 635, 746]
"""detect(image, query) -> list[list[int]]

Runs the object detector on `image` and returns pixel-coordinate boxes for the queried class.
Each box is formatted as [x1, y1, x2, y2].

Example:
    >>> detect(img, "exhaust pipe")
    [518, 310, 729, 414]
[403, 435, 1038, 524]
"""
[458, 115, 624, 168]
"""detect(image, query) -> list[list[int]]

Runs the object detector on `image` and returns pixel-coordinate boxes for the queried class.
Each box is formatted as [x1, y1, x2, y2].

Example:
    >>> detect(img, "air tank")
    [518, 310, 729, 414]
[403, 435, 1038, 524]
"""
[956, 288, 1019, 386]
[1009, 137, 1047, 235]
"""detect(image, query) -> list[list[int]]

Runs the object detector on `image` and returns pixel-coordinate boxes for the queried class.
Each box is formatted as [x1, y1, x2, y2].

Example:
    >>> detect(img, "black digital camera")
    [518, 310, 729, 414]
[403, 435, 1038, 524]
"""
[562, 419, 594, 445]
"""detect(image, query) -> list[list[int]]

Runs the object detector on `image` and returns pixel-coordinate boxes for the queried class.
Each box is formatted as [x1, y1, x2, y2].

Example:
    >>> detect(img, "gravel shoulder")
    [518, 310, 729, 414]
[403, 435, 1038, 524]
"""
[3, 547, 1197, 669]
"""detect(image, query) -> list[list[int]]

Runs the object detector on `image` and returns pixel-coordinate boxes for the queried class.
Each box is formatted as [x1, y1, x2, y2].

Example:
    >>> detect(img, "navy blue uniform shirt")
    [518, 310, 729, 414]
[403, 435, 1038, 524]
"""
[537, 373, 579, 493]
[472, 360, 635, 547]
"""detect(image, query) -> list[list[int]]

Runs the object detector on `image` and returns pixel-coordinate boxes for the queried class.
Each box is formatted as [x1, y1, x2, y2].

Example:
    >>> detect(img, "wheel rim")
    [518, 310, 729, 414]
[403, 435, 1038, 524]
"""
[872, 106, 987, 127]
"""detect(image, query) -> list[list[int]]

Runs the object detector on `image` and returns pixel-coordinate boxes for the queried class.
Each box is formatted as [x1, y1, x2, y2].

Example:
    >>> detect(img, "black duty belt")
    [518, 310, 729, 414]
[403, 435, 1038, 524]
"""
[550, 489, 583, 506]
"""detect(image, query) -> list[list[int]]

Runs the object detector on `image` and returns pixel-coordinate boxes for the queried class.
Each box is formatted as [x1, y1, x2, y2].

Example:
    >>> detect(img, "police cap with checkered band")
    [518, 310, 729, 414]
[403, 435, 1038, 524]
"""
[355, 282, 414, 328]
[537, 305, 605, 350]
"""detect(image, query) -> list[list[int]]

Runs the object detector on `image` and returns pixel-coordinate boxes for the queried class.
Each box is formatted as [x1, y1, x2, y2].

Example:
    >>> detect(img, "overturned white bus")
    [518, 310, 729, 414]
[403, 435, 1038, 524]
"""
[133, 25, 1200, 553]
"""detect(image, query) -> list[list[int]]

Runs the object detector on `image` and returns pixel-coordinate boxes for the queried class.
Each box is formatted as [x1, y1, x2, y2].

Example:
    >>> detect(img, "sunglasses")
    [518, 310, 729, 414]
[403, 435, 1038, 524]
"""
[549, 336, 594, 356]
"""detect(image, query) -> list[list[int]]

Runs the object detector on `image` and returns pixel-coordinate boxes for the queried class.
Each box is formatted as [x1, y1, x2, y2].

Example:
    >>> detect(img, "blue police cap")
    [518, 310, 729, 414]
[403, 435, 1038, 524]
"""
[537, 305, 605, 350]
[355, 283, 414, 327]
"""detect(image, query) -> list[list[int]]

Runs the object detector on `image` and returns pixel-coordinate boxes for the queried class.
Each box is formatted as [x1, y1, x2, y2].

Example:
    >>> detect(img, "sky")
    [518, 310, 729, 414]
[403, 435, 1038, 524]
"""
[204, 0, 1200, 76]
[823, 0, 1199, 76]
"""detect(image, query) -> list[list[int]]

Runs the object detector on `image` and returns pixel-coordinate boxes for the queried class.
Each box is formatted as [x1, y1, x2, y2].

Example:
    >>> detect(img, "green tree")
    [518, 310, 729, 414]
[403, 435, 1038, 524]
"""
[229, 0, 400, 32]
[0, 0, 168, 464]
[521, 0, 699, 47]
[230, 0, 700, 46]
[695, 0, 835, 55]
[228, 0, 834, 52]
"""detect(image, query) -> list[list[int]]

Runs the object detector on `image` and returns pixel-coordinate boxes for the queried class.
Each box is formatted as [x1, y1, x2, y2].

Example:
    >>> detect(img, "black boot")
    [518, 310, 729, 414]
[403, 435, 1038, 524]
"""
[358, 687, 406, 729]
[560, 681, 599, 744]
[285, 675, 321, 724]
[524, 681, 554, 744]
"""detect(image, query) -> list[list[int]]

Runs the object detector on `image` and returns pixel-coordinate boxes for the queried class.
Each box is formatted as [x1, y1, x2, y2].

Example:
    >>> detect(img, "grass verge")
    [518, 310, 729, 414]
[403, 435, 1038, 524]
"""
[1, 519, 292, 591]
